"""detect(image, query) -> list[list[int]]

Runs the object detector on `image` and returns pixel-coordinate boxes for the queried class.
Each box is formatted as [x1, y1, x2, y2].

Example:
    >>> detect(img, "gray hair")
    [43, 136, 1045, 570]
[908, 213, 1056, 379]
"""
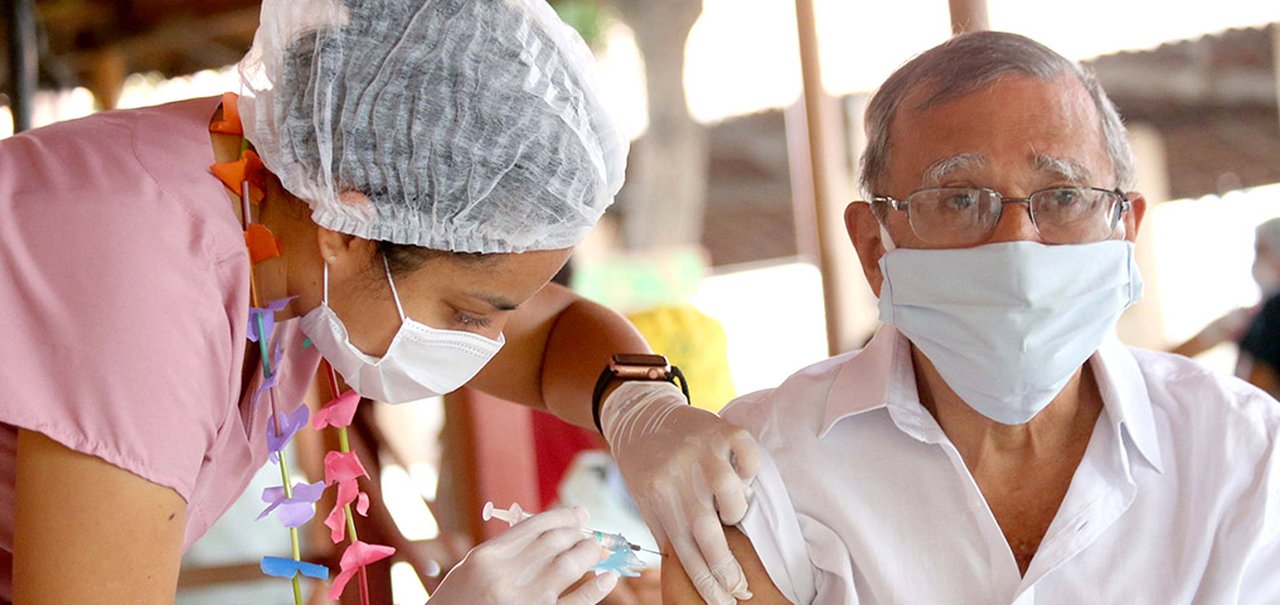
[859, 31, 1136, 196]
[1258, 217, 1280, 253]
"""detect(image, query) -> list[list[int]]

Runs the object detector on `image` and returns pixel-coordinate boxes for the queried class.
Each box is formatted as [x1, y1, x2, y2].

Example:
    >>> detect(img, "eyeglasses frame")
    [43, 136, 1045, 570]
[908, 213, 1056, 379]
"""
[868, 186, 1132, 245]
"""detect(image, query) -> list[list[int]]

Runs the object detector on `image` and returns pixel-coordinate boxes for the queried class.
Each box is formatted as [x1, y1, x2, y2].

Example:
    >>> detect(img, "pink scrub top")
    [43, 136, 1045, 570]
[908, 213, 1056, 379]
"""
[0, 97, 322, 598]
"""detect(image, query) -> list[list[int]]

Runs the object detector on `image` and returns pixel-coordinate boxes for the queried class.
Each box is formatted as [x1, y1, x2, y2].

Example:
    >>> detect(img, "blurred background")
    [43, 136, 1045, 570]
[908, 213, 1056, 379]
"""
[3, 0, 1279, 603]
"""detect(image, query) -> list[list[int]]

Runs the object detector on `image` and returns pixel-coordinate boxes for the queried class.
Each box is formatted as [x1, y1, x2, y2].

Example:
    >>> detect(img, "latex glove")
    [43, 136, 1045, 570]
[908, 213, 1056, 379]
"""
[430, 507, 620, 605]
[601, 381, 760, 605]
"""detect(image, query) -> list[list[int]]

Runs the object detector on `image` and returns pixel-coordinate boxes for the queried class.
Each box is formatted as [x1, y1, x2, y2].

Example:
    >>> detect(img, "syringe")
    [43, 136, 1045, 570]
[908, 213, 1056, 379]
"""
[482, 501, 664, 556]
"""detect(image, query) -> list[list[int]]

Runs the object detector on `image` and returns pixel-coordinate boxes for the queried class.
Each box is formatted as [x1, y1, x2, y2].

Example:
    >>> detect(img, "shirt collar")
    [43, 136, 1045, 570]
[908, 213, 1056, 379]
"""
[1091, 335, 1165, 473]
[820, 326, 937, 440]
[819, 326, 1164, 473]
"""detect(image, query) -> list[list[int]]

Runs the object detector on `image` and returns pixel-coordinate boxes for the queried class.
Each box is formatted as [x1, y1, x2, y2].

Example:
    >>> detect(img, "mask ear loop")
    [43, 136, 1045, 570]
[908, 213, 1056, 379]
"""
[879, 224, 897, 253]
[382, 256, 407, 322]
[322, 262, 330, 305]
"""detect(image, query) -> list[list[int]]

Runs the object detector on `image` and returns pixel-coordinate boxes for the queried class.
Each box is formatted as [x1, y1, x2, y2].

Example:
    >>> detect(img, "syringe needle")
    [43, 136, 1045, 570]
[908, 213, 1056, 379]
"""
[631, 544, 666, 556]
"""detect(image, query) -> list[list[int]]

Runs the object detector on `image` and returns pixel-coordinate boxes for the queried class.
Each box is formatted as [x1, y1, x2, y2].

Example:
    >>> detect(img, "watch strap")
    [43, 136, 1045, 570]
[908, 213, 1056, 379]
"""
[592, 359, 690, 434]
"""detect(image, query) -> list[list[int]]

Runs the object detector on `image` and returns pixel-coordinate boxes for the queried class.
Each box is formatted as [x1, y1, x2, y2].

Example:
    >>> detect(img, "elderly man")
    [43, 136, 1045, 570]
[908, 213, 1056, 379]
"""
[663, 31, 1280, 603]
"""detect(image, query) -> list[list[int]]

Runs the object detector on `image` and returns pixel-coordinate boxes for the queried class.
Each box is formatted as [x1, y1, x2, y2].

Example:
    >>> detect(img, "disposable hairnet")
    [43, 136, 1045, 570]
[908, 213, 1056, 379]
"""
[237, 0, 627, 254]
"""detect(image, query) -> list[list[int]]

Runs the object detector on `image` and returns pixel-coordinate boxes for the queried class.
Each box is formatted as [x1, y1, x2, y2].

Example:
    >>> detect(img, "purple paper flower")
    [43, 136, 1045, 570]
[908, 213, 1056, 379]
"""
[247, 296, 296, 343]
[266, 405, 310, 463]
[251, 338, 286, 410]
[257, 480, 326, 528]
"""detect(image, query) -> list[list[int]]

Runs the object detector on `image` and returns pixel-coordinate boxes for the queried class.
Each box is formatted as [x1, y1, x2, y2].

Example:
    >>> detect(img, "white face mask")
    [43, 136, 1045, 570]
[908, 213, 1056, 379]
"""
[300, 258, 505, 403]
[876, 238, 1143, 425]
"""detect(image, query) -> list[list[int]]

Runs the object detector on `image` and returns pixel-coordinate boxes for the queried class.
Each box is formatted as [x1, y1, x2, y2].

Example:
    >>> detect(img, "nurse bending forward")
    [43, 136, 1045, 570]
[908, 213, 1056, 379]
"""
[0, 1, 758, 603]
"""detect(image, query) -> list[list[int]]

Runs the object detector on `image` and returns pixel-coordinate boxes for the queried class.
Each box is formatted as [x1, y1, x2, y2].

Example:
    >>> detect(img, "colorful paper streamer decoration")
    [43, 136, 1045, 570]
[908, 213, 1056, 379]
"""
[313, 390, 360, 431]
[258, 481, 326, 528]
[245, 223, 283, 264]
[328, 541, 396, 601]
[266, 405, 309, 463]
[251, 338, 286, 410]
[247, 296, 296, 344]
[323, 451, 371, 543]
[210, 92, 244, 135]
[261, 556, 329, 580]
[210, 148, 267, 204]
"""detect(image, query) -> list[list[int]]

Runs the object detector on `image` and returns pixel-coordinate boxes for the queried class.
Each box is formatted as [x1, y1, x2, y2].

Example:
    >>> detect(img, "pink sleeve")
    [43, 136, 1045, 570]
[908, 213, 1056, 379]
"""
[0, 116, 242, 501]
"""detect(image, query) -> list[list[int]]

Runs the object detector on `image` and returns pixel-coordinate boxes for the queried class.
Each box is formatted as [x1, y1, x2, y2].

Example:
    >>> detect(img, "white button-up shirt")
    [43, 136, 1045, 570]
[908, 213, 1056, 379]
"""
[725, 326, 1280, 604]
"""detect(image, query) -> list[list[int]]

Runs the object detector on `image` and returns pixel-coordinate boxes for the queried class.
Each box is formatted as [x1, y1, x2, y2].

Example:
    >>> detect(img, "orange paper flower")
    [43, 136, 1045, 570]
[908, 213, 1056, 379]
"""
[244, 224, 282, 264]
[209, 92, 244, 135]
[211, 149, 267, 204]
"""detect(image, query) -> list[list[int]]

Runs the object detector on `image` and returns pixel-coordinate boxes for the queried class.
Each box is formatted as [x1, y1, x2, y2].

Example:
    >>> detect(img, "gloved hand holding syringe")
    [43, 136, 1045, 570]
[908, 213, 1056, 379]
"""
[483, 501, 659, 577]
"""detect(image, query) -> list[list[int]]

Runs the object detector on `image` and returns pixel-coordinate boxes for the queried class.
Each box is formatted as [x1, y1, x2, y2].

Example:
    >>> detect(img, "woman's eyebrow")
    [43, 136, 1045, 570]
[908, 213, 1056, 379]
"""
[469, 293, 520, 312]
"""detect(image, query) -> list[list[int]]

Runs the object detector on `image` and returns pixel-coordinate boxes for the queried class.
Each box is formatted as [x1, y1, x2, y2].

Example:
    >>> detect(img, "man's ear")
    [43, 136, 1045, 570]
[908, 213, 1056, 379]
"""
[1123, 191, 1147, 242]
[846, 202, 886, 297]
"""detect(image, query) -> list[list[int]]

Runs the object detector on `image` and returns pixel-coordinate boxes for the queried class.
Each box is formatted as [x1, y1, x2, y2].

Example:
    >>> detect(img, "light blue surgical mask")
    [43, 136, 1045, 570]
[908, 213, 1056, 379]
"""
[876, 239, 1143, 425]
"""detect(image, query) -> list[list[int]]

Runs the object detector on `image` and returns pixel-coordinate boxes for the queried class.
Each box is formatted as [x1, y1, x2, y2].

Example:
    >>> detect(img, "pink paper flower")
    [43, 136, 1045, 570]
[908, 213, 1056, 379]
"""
[323, 451, 368, 485]
[313, 390, 361, 430]
[328, 541, 396, 601]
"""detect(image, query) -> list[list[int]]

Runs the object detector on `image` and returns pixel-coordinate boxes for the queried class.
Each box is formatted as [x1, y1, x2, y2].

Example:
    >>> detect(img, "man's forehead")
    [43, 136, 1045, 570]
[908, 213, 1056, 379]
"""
[918, 152, 1097, 187]
[886, 74, 1111, 188]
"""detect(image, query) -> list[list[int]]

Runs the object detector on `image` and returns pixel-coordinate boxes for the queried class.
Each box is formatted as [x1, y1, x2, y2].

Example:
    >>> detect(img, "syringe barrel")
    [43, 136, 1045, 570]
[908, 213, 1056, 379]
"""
[588, 530, 628, 551]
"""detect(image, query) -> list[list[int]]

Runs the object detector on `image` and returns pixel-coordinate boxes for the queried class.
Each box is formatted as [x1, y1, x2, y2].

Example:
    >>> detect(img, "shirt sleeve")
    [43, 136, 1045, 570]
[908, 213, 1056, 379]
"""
[1241, 294, 1280, 374]
[737, 451, 818, 604]
[0, 135, 236, 501]
[1239, 434, 1280, 599]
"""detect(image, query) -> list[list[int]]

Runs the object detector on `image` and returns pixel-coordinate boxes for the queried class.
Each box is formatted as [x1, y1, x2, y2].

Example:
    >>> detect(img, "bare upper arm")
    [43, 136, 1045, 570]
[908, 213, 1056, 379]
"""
[14, 429, 187, 604]
[465, 282, 577, 409]
[661, 526, 792, 604]
[465, 282, 650, 428]
[1248, 362, 1280, 399]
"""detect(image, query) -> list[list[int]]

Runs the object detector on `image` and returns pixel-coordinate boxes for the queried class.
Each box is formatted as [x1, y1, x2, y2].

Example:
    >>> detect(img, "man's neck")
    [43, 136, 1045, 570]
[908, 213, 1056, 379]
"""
[910, 345, 1102, 474]
[910, 344, 1104, 574]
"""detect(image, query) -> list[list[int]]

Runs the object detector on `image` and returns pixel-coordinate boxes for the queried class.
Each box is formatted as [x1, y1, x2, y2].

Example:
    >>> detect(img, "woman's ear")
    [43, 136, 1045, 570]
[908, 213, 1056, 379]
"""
[315, 228, 375, 277]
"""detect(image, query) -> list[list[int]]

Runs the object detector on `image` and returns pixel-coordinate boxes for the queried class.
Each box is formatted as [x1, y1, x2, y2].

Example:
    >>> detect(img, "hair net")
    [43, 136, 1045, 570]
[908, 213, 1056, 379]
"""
[237, 0, 627, 254]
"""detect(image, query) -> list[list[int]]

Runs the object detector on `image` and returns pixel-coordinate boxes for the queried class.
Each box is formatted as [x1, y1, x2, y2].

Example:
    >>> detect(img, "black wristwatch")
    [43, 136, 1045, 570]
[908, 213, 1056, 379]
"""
[591, 353, 689, 433]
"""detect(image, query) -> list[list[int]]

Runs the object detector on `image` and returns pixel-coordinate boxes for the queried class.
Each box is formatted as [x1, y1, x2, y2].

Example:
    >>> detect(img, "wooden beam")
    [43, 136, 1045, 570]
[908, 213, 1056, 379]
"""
[1274, 23, 1280, 133]
[948, 0, 989, 34]
[5, 0, 38, 132]
[791, 0, 866, 356]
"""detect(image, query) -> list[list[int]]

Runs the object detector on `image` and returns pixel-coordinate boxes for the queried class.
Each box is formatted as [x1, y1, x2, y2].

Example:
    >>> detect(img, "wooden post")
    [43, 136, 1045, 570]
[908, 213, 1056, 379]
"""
[1119, 123, 1170, 349]
[1273, 24, 1280, 134]
[5, 0, 38, 133]
[948, 0, 990, 34]
[85, 49, 128, 111]
[790, 0, 864, 356]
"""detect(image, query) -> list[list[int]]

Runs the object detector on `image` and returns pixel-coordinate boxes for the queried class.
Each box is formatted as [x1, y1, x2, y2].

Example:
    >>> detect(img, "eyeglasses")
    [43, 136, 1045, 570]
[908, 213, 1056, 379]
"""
[870, 186, 1131, 246]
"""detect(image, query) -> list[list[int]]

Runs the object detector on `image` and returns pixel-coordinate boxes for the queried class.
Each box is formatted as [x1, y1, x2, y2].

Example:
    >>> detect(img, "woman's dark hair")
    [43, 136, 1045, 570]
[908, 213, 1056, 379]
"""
[375, 241, 492, 275]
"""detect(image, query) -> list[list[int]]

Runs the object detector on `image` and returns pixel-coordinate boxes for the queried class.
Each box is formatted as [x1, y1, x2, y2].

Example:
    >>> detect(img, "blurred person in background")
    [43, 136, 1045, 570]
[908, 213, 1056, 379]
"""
[1239, 217, 1280, 396]
[1171, 217, 1280, 397]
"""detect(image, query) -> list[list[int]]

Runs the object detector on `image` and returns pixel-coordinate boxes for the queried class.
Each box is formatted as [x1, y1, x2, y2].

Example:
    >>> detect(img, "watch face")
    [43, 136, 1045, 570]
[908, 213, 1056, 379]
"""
[613, 353, 668, 367]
